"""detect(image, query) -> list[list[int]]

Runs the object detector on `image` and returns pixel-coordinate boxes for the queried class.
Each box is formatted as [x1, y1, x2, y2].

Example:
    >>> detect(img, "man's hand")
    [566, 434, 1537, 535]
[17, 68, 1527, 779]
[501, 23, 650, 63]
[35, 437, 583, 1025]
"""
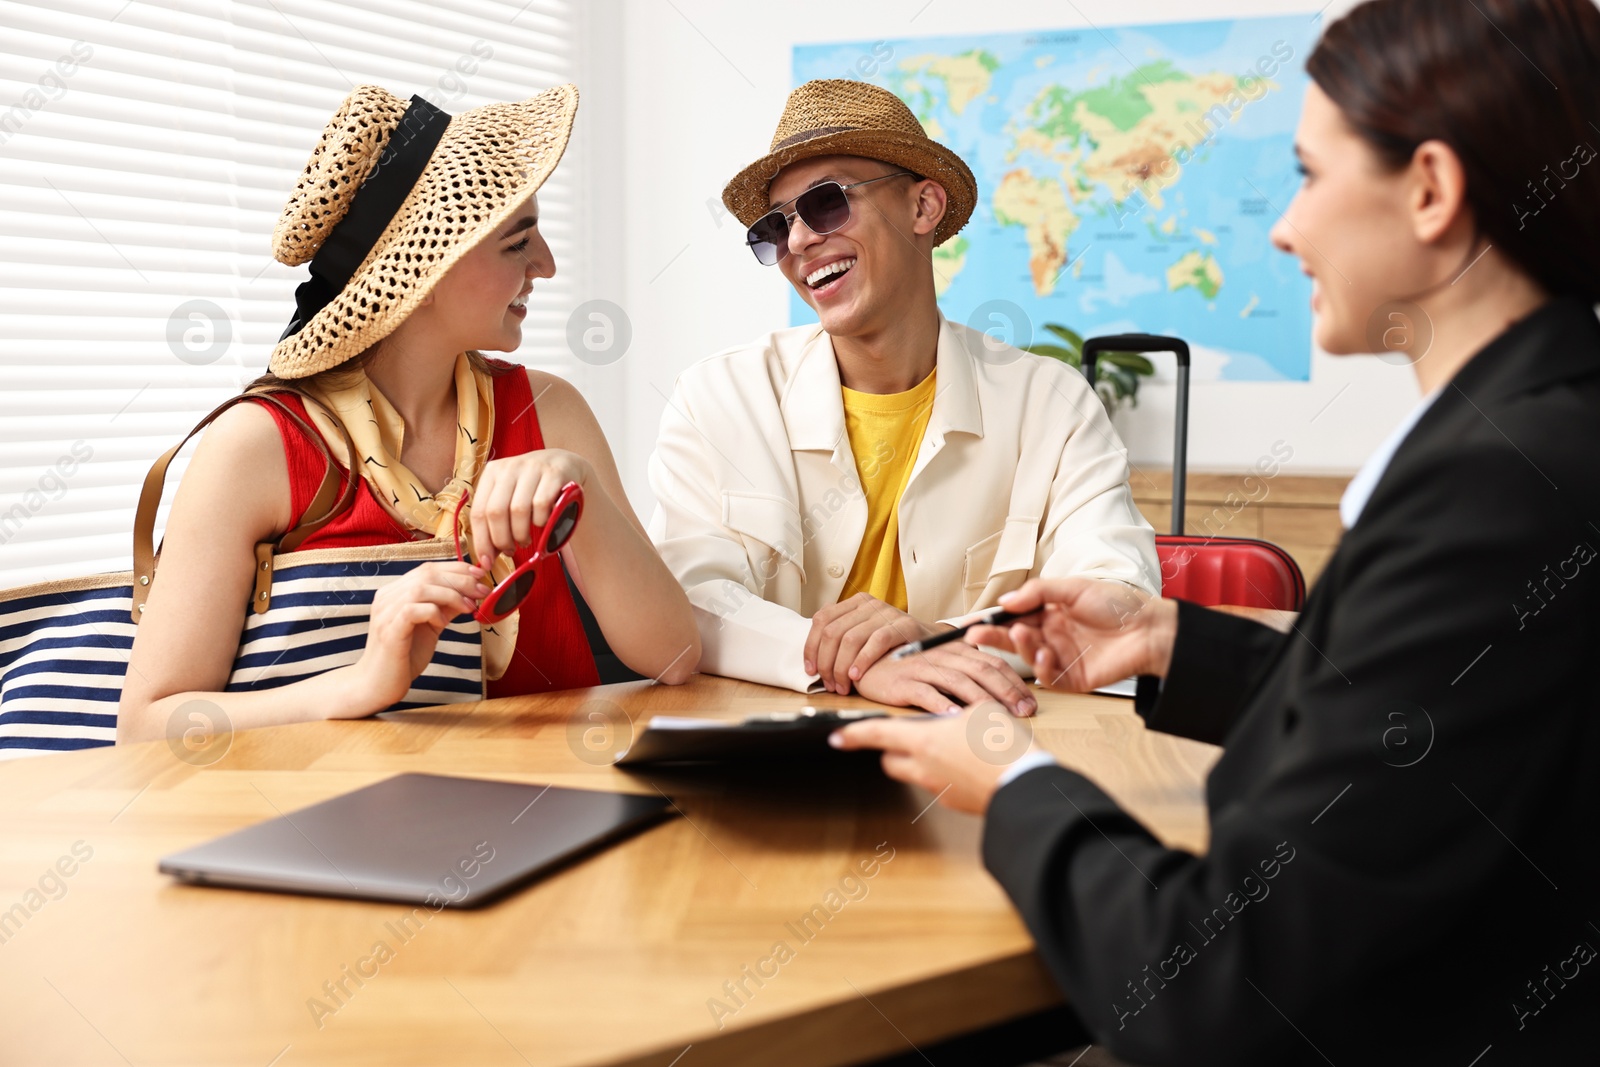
[829, 704, 1029, 815]
[966, 577, 1177, 693]
[804, 592, 943, 695]
[851, 642, 1037, 717]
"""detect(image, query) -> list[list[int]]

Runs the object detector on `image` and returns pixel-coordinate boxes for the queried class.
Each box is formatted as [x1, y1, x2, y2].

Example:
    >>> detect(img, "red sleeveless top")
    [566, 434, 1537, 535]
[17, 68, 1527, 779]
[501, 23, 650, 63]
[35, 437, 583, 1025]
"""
[254, 363, 601, 697]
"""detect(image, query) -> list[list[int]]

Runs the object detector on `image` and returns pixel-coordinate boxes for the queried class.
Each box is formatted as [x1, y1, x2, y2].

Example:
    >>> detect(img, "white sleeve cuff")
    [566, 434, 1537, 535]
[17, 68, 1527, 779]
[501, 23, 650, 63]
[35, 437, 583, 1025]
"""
[996, 748, 1059, 788]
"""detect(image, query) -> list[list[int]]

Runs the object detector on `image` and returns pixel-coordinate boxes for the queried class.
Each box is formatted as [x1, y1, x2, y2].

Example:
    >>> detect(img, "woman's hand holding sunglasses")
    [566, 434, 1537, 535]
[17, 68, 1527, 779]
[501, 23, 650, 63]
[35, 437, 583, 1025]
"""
[346, 559, 489, 714]
[468, 450, 591, 562]
[456, 450, 590, 624]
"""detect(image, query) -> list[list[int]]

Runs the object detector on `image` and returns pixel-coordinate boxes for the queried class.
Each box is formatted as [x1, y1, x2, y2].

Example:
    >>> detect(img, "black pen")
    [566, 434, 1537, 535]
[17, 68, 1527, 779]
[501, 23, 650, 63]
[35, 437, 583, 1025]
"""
[890, 606, 1029, 660]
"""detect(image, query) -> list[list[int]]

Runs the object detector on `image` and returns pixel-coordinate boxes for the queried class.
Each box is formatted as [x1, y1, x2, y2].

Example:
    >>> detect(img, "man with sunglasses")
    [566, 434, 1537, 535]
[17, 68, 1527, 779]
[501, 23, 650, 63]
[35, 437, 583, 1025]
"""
[648, 79, 1158, 715]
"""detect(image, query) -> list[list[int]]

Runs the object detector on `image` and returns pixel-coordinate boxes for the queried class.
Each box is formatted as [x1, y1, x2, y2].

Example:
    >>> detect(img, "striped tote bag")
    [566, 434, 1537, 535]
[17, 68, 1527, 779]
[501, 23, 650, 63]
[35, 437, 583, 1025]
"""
[0, 390, 485, 758]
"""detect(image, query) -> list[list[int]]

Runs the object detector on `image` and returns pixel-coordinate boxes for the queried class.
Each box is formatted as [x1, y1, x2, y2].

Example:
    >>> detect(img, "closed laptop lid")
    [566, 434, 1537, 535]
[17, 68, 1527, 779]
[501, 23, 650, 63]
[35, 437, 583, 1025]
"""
[159, 773, 675, 907]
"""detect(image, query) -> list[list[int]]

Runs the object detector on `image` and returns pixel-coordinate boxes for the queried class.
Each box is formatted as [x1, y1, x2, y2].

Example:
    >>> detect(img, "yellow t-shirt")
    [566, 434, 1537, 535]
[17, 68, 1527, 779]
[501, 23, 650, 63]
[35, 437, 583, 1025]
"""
[838, 370, 937, 611]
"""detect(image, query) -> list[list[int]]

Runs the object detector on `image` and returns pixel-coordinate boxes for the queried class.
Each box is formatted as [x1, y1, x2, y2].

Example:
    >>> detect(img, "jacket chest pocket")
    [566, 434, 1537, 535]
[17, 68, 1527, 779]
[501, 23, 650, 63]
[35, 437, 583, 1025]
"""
[723, 491, 806, 590]
[962, 516, 1040, 591]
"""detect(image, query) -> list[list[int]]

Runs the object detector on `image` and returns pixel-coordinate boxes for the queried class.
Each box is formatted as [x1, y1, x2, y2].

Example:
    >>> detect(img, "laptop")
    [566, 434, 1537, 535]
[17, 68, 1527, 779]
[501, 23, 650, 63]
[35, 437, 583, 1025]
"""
[159, 773, 675, 907]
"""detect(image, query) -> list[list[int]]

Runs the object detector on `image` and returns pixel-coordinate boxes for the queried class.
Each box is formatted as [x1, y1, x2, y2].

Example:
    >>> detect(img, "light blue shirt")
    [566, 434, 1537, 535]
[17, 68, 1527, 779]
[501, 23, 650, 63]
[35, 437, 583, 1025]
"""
[1339, 386, 1444, 528]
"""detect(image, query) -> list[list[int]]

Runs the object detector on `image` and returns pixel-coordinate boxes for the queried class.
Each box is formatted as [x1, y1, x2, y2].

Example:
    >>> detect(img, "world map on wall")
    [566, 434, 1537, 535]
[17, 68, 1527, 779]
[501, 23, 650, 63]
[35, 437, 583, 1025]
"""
[792, 17, 1320, 380]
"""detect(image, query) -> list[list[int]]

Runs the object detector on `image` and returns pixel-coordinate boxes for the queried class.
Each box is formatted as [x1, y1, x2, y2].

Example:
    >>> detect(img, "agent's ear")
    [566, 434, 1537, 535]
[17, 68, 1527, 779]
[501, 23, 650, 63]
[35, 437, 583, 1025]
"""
[911, 178, 949, 239]
[1408, 139, 1469, 246]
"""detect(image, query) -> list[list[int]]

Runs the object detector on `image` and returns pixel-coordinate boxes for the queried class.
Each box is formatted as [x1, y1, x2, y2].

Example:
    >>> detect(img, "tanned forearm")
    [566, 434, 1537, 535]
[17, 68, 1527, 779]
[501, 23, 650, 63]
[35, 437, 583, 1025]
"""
[117, 664, 381, 745]
[565, 488, 701, 684]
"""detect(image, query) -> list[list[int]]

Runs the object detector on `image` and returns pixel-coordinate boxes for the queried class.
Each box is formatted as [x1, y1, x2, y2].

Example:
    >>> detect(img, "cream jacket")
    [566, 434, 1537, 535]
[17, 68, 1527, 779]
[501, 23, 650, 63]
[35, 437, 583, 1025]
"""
[647, 317, 1160, 692]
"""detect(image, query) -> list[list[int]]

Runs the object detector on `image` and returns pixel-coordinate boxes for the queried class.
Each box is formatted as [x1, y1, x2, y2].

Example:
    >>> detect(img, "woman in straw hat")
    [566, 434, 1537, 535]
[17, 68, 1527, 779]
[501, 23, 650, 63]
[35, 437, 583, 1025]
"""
[117, 85, 698, 742]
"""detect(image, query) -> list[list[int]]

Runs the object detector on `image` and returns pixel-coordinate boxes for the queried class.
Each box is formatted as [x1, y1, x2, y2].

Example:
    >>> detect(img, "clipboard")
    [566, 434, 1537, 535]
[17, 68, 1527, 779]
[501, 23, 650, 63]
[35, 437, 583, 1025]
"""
[613, 707, 890, 766]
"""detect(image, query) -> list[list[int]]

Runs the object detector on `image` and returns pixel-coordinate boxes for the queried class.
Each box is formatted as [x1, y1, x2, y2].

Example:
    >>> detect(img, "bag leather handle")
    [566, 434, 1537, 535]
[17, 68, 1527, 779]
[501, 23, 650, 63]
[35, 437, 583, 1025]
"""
[241, 394, 359, 616]
[130, 387, 360, 623]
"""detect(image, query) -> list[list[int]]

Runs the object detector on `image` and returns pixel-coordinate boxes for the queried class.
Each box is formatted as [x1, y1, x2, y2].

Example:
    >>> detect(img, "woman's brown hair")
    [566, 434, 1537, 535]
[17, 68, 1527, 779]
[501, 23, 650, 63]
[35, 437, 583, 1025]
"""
[1308, 0, 1600, 302]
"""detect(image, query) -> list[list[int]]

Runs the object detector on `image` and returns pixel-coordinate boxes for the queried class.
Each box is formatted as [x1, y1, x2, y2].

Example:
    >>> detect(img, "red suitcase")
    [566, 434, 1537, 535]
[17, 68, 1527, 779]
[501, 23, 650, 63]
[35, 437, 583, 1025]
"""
[1082, 334, 1308, 611]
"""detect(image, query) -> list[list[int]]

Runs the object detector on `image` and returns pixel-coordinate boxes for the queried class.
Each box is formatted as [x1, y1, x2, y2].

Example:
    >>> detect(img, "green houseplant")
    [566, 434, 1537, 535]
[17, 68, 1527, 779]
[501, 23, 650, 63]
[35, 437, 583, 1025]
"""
[1023, 324, 1156, 416]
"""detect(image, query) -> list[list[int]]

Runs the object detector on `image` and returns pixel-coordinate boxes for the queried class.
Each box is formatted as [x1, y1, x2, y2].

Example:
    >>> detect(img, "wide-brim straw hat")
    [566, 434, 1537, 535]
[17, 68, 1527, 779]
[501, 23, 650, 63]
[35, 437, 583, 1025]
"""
[268, 83, 579, 379]
[722, 79, 978, 248]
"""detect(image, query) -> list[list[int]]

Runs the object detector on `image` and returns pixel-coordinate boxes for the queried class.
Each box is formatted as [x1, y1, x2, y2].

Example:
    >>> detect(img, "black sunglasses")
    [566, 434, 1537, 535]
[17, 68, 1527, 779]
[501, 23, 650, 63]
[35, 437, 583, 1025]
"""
[745, 171, 915, 265]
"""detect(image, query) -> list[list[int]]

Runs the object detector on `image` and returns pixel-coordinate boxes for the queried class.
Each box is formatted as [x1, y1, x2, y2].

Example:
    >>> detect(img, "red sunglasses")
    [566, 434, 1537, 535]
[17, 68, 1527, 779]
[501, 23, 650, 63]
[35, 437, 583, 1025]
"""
[452, 482, 584, 624]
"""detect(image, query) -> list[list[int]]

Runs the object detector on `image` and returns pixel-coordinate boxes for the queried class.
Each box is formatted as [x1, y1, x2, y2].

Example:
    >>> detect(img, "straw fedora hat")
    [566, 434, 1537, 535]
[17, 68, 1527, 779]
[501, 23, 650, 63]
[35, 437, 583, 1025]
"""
[721, 79, 978, 248]
[268, 83, 579, 379]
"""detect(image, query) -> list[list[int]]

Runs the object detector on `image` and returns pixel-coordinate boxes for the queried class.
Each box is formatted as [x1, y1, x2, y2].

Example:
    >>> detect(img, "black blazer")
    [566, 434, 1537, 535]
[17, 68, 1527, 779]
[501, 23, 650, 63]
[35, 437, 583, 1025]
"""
[983, 298, 1600, 1065]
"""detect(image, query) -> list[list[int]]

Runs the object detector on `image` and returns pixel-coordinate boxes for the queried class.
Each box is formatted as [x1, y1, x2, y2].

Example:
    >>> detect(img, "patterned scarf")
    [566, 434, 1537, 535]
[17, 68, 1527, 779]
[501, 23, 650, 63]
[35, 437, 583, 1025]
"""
[301, 352, 518, 680]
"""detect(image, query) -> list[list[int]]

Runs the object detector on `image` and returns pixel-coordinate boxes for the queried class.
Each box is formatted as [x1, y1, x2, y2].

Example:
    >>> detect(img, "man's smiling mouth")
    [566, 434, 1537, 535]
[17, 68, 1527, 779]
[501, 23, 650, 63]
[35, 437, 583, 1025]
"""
[806, 257, 856, 289]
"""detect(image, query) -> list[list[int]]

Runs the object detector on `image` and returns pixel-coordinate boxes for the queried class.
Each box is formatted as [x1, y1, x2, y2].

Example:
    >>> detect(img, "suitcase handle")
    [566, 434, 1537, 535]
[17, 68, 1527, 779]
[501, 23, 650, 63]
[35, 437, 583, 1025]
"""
[1082, 334, 1190, 535]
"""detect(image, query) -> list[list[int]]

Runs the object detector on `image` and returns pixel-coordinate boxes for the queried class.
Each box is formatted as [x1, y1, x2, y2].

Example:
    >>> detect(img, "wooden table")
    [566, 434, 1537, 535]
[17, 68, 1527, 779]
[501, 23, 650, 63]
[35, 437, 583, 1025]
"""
[0, 677, 1219, 1067]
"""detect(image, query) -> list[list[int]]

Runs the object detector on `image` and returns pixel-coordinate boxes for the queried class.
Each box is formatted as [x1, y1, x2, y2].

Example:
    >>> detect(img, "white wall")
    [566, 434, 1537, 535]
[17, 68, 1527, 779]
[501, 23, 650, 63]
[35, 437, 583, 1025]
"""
[588, 0, 1418, 510]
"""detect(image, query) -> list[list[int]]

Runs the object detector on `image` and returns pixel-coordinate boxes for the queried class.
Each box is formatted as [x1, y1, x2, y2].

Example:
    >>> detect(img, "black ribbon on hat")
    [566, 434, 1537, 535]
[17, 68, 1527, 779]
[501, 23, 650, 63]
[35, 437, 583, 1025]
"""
[279, 95, 452, 342]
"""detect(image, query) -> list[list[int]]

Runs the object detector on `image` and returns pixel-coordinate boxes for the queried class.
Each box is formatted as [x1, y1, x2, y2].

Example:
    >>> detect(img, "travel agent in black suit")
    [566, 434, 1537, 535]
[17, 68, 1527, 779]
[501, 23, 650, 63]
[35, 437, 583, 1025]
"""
[981, 295, 1600, 1064]
[831, 0, 1600, 1062]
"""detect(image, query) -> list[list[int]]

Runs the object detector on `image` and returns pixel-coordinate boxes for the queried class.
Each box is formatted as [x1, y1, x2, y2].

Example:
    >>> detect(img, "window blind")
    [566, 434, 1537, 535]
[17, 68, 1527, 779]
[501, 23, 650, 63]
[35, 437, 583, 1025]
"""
[0, 0, 584, 588]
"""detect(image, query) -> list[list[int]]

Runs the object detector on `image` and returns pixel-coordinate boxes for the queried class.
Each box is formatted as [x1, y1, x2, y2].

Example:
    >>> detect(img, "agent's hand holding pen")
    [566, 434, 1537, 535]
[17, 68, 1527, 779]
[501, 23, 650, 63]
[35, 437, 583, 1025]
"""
[830, 577, 1180, 816]
[805, 594, 1038, 718]
[962, 577, 1178, 693]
